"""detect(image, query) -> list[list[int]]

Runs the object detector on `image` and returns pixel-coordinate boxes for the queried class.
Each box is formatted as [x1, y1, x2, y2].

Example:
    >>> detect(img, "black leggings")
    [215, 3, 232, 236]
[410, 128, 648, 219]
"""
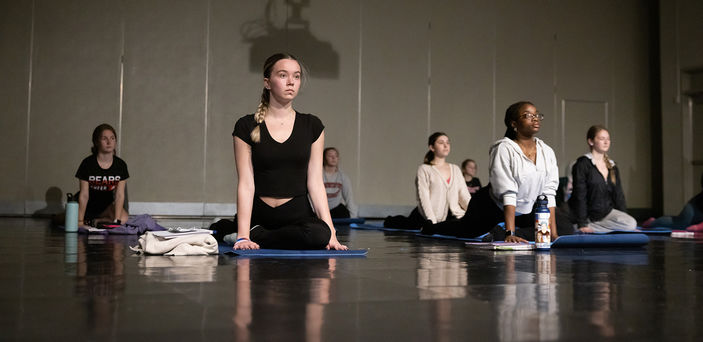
[249, 195, 331, 249]
[75, 190, 120, 220]
[430, 185, 536, 240]
[329, 204, 350, 218]
[384, 207, 426, 229]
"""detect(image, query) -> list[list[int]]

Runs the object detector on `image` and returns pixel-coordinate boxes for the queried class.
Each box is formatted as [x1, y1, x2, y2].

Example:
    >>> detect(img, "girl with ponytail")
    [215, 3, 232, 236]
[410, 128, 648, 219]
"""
[231, 53, 346, 251]
[383, 132, 470, 229]
[569, 125, 636, 233]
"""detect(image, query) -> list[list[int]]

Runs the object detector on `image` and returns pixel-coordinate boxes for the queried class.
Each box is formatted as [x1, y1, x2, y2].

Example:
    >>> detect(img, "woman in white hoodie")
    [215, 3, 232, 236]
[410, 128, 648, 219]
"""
[424, 102, 559, 243]
[384, 132, 471, 229]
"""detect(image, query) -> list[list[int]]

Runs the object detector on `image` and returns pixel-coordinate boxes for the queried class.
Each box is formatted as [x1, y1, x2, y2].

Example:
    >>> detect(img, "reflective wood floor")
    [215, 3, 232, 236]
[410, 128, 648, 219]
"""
[1, 218, 702, 341]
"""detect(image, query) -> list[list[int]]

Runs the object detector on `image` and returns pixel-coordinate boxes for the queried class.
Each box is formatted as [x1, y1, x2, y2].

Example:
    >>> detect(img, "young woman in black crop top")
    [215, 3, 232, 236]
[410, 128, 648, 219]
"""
[232, 53, 347, 250]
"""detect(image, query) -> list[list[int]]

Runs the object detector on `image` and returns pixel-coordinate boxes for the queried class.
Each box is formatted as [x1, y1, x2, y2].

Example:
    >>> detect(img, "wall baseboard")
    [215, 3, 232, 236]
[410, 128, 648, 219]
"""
[0, 200, 657, 222]
[0, 200, 416, 219]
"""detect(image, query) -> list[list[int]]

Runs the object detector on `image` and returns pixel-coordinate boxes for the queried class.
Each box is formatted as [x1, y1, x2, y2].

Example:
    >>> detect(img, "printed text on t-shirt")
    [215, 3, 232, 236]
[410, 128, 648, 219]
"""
[88, 175, 120, 191]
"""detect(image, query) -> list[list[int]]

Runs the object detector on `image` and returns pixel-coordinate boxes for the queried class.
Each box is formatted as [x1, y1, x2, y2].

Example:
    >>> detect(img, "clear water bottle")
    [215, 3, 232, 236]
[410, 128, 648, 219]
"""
[535, 195, 551, 249]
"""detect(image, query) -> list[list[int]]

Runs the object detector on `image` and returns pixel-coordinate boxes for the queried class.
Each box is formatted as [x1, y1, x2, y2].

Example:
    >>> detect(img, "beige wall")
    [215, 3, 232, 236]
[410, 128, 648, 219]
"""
[660, 0, 703, 214]
[0, 0, 32, 213]
[0, 0, 655, 216]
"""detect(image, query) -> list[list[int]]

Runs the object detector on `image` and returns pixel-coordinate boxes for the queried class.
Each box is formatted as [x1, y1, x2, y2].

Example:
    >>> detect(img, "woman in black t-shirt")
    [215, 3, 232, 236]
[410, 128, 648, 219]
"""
[461, 159, 482, 194]
[75, 124, 129, 226]
[232, 53, 347, 250]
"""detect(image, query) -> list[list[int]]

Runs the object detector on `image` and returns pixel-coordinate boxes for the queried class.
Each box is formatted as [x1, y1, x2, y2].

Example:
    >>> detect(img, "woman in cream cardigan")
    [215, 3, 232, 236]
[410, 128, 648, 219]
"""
[417, 132, 471, 224]
[384, 132, 471, 229]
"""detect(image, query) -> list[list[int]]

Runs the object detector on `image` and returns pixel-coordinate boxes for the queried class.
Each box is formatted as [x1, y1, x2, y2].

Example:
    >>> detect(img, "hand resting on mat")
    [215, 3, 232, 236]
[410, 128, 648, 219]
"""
[327, 236, 347, 250]
[505, 235, 528, 243]
[231, 236, 346, 250]
[233, 239, 260, 250]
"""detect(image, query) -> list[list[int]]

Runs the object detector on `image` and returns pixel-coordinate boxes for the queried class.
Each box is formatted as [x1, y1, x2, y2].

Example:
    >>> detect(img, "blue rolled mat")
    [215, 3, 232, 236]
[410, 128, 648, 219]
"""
[350, 223, 421, 233]
[219, 245, 368, 257]
[551, 233, 649, 248]
[332, 218, 366, 225]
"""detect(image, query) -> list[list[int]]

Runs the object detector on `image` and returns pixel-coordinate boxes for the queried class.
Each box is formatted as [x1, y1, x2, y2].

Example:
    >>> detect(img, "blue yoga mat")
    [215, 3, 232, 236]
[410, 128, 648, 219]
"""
[219, 245, 368, 257]
[551, 233, 649, 248]
[636, 226, 673, 234]
[416, 233, 488, 242]
[332, 218, 366, 225]
[350, 223, 490, 241]
[350, 223, 421, 233]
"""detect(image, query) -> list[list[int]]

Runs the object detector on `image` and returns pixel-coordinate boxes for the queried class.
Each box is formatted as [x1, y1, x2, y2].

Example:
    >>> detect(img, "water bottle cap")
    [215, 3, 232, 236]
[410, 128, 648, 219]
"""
[537, 195, 548, 207]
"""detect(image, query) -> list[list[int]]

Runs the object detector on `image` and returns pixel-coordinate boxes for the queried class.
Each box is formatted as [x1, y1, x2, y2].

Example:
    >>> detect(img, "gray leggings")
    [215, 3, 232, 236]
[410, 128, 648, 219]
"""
[586, 209, 637, 233]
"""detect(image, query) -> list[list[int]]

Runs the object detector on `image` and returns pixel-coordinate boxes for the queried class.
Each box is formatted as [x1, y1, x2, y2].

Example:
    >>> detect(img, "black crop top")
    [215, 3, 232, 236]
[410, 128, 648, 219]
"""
[233, 112, 324, 197]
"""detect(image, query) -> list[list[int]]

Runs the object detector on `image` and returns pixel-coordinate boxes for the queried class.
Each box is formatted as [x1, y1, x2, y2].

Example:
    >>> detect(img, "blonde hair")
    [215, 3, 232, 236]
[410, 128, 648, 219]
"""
[587, 125, 616, 184]
[250, 90, 270, 143]
[250, 53, 301, 143]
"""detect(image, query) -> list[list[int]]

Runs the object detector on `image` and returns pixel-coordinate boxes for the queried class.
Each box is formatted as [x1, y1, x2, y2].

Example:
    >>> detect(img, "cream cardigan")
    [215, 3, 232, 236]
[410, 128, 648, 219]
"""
[416, 163, 471, 224]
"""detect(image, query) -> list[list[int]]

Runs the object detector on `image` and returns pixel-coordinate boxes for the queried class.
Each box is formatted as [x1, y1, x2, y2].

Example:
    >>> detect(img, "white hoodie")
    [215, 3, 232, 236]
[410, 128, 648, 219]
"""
[489, 137, 559, 214]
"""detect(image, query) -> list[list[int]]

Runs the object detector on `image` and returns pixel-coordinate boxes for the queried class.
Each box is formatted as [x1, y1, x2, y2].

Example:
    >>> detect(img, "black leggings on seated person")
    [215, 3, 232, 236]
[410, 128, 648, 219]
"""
[249, 195, 331, 249]
[330, 204, 350, 218]
[384, 207, 425, 229]
[431, 185, 536, 240]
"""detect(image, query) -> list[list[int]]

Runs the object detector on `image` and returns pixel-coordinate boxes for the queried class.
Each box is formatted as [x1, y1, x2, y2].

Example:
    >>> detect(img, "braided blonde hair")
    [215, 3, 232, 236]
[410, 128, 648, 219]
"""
[250, 90, 270, 143]
[250, 53, 301, 143]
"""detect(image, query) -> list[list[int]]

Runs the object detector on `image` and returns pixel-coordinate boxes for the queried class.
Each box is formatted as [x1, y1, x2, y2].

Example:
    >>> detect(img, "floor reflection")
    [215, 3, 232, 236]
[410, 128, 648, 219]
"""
[233, 258, 336, 342]
[72, 235, 130, 335]
[572, 259, 626, 338]
[416, 249, 468, 299]
[137, 255, 219, 282]
[492, 253, 560, 342]
[5, 219, 701, 340]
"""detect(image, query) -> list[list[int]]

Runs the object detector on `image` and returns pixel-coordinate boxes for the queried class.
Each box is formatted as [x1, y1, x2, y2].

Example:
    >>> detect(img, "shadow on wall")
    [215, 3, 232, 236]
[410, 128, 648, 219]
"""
[241, 0, 339, 79]
[33, 186, 64, 216]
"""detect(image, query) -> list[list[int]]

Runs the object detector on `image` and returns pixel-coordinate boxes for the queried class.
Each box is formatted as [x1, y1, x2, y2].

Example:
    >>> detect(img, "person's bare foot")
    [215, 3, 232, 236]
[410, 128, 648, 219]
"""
[579, 227, 594, 233]
[641, 217, 655, 228]
[686, 222, 703, 232]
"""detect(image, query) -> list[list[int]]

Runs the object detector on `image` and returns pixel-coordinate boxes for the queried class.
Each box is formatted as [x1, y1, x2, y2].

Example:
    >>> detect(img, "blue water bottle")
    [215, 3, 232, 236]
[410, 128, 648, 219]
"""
[64, 193, 78, 233]
[534, 195, 551, 249]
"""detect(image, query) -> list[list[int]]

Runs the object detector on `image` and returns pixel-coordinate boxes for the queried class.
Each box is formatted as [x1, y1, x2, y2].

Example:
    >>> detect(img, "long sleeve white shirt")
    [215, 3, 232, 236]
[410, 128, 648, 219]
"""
[416, 163, 471, 224]
[324, 169, 359, 217]
[489, 137, 559, 215]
